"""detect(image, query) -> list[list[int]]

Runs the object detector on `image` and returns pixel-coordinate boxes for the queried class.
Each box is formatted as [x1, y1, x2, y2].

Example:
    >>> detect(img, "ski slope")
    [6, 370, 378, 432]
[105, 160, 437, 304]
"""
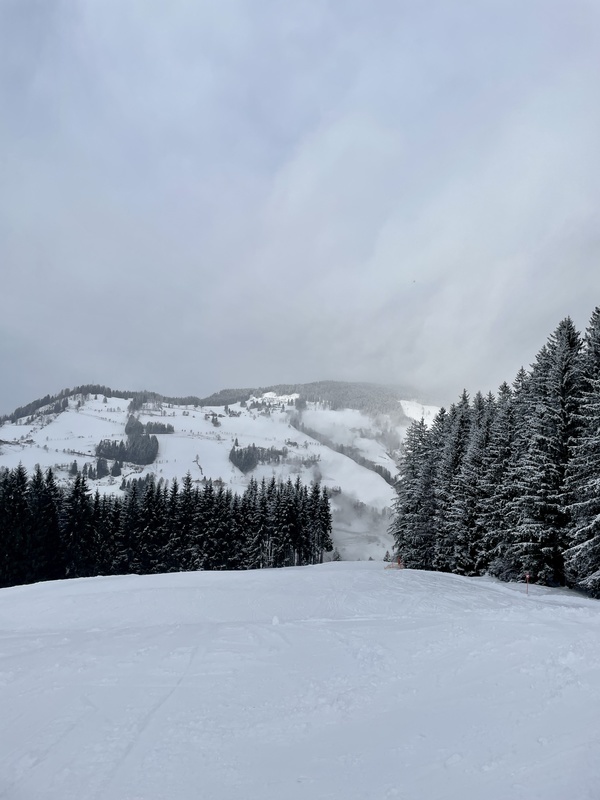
[399, 399, 439, 427]
[1, 563, 599, 800]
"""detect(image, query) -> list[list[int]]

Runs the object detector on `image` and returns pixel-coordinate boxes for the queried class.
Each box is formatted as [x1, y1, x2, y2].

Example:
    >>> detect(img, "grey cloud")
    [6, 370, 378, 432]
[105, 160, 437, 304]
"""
[2, 0, 600, 413]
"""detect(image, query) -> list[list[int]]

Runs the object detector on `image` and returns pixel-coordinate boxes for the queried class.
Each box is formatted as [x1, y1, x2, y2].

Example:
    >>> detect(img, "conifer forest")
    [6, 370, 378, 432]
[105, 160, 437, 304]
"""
[391, 308, 600, 597]
[0, 469, 333, 589]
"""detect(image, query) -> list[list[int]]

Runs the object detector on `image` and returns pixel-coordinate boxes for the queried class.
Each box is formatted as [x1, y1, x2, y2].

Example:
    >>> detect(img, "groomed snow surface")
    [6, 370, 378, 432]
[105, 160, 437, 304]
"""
[1, 564, 599, 800]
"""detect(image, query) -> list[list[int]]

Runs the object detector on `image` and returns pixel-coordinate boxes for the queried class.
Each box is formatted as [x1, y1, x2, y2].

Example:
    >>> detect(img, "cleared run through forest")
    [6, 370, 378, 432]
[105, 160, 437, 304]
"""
[0, 562, 599, 800]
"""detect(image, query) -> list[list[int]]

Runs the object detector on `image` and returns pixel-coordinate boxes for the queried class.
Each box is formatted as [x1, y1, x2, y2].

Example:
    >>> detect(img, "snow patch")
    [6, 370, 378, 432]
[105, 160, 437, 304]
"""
[399, 399, 439, 426]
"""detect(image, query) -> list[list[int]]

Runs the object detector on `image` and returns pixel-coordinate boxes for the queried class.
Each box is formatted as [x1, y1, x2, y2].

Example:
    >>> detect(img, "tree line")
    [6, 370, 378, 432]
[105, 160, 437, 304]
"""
[1, 384, 206, 426]
[198, 380, 413, 418]
[96, 435, 159, 466]
[229, 444, 286, 473]
[391, 310, 600, 597]
[0, 466, 334, 588]
[124, 415, 174, 436]
[96, 417, 159, 466]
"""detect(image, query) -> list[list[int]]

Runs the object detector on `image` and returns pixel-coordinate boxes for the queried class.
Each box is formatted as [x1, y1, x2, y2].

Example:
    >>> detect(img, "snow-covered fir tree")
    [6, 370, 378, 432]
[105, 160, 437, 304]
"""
[391, 309, 600, 595]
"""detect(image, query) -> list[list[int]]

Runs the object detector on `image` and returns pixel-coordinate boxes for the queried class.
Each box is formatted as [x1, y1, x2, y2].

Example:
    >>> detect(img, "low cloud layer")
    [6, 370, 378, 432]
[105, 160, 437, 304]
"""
[2, 0, 600, 413]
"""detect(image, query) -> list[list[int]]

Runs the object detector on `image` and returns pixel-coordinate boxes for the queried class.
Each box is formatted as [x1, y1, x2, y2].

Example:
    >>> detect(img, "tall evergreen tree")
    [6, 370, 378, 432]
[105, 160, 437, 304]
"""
[113, 482, 140, 575]
[391, 418, 431, 568]
[42, 468, 65, 581]
[318, 487, 334, 559]
[477, 381, 517, 576]
[0, 464, 31, 587]
[245, 479, 268, 569]
[433, 392, 472, 572]
[95, 493, 117, 575]
[450, 392, 496, 575]
[564, 375, 600, 594]
[565, 308, 600, 594]
[506, 320, 583, 585]
[62, 474, 96, 578]
[26, 465, 63, 583]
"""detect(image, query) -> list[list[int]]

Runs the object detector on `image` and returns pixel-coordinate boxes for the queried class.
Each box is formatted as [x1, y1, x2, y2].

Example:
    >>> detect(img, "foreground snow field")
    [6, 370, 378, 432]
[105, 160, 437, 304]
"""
[1, 564, 599, 800]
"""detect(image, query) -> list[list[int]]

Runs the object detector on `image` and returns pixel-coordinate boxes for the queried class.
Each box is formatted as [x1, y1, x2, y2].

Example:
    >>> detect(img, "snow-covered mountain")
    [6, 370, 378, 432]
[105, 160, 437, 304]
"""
[0, 383, 439, 560]
[1, 562, 598, 800]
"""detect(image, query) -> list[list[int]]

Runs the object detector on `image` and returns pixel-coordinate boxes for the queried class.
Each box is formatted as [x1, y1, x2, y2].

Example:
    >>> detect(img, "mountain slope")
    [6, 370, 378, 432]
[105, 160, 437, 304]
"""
[1, 562, 598, 800]
[0, 386, 439, 559]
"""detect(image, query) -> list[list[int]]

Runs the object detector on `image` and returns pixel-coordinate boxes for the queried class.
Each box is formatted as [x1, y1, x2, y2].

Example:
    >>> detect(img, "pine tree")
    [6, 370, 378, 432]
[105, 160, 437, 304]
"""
[94, 493, 117, 575]
[161, 479, 181, 571]
[62, 474, 96, 578]
[478, 382, 517, 575]
[450, 392, 496, 575]
[42, 468, 66, 581]
[0, 464, 31, 587]
[194, 480, 216, 570]
[564, 376, 600, 594]
[307, 482, 326, 564]
[273, 479, 296, 567]
[174, 473, 197, 570]
[391, 418, 431, 568]
[245, 479, 268, 569]
[23, 465, 46, 584]
[433, 392, 472, 572]
[113, 482, 140, 574]
[564, 308, 600, 594]
[226, 493, 248, 569]
[26, 465, 62, 583]
[291, 476, 308, 566]
[318, 487, 334, 559]
[204, 485, 232, 570]
[136, 482, 159, 574]
[506, 320, 583, 585]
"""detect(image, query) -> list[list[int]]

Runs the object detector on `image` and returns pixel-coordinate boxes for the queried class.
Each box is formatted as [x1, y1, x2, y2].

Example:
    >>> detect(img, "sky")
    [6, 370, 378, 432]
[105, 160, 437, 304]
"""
[2, 0, 600, 415]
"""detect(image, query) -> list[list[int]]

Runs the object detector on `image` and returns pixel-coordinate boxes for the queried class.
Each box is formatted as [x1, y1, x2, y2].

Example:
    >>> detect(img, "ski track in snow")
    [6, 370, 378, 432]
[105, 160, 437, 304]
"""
[1, 563, 599, 800]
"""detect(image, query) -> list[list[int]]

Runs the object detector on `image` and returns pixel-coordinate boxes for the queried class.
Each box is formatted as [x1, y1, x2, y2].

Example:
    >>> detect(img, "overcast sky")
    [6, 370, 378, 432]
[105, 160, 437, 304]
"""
[2, 0, 600, 414]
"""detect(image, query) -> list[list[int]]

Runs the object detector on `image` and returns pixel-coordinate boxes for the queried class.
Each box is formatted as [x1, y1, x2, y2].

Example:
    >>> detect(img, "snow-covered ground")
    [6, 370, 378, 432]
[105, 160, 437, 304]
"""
[399, 399, 439, 427]
[0, 393, 400, 559]
[1, 563, 598, 800]
[299, 406, 400, 472]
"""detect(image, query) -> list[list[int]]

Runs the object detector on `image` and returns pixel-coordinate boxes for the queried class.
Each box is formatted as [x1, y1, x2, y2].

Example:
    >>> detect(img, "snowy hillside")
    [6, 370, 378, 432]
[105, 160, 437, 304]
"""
[399, 398, 439, 426]
[0, 388, 438, 559]
[1, 563, 598, 800]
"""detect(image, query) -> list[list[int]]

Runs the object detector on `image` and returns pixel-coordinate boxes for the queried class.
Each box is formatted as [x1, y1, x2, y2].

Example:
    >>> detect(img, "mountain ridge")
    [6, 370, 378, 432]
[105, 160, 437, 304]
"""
[1, 379, 427, 424]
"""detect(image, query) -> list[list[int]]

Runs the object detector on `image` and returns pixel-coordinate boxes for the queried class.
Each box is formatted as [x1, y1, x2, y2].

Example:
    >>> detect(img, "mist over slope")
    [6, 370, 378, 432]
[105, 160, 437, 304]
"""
[0, 382, 439, 560]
